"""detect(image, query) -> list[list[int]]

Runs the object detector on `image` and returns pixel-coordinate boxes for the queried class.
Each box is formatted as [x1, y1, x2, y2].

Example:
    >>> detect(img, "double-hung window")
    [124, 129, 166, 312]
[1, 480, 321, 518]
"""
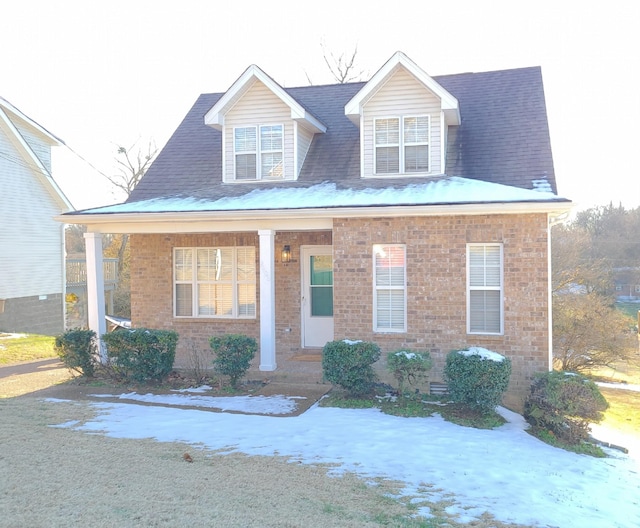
[234, 125, 283, 180]
[373, 244, 407, 332]
[467, 244, 503, 334]
[375, 116, 429, 175]
[174, 247, 256, 318]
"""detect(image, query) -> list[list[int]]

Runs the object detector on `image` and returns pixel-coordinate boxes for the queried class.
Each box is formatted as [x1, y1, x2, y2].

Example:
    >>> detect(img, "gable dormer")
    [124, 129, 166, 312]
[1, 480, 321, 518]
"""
[345, 52, 460, 179]
[204, 65, 326, 183]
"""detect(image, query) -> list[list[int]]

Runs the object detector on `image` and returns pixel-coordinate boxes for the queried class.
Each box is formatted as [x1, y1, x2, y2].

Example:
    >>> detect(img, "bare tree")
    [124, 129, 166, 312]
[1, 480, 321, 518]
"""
[553, 292, 636, 372]
[321, 41, 366, 84]
[105, 140, 158, 197]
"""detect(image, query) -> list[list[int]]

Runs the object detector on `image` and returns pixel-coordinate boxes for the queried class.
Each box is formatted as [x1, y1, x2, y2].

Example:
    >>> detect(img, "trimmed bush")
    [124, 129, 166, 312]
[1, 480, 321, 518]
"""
[387, 350, 432, 394]
[443, 347, 512, 413]
[524, 370, 609, 445]
[322, 339, 381, 396]
[102, 328, 178, 383]
[54, 329, 97, 377]
[209, 334, 257, 388]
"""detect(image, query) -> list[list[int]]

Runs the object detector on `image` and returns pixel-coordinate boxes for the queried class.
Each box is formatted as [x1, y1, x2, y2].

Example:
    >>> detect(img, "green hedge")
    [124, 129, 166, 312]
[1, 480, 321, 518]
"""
[524, 370, 609, 444]
[444, 347, 511, 413]
[102, 328, 178, 383]
[209, 334, 257, 388]
[54, 329, 97, 377]
[322, 340, 381, 396]
[387, 350, 432, 394]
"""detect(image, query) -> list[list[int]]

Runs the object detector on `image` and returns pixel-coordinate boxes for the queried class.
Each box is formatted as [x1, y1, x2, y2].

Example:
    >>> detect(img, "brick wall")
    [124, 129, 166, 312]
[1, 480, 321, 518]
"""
[131, 213, 550, 410]
[332, 213, 551, 410]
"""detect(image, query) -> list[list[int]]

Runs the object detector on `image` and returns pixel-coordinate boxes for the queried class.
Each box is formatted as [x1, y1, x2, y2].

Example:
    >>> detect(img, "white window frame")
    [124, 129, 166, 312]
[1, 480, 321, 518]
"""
[467, 243, 503, 335]
[373, 244, 407, 333]
[173, 247, 256, 319]
[374, 116, 430, 175]
[233, 124, 283, 180]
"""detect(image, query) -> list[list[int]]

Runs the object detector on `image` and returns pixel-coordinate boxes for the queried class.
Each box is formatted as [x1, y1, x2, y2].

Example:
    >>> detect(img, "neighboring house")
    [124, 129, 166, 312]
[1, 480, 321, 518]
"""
[61, 52, 572, 408]
[613, 267, 640, 301]
[65, 256, 119, 329]
[0, 97, 72, 335]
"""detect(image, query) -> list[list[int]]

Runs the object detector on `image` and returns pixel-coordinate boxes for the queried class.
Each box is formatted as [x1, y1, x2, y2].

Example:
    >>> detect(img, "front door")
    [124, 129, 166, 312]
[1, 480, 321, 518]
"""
[301, 246, 334, 348]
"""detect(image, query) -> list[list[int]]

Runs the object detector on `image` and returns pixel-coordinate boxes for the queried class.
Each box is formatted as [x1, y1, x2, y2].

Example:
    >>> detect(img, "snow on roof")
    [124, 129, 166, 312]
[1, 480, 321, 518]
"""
[75, 177, 567, 215]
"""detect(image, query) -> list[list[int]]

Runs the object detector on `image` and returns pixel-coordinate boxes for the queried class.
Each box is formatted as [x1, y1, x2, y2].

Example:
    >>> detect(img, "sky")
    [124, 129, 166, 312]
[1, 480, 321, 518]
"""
[2, 0, 639, 211]
[50, 386, 640, 527]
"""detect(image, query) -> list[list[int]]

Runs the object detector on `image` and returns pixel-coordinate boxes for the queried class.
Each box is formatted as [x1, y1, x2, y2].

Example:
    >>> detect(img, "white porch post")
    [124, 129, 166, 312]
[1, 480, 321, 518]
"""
[84, 232, 107, 363]
[258, 229, 277, 370]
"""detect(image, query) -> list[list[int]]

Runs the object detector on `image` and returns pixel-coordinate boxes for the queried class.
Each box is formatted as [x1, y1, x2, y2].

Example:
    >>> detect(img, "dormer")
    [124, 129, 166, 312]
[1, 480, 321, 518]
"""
[345, 52, 460, 179]
[205, 65, 326, 183]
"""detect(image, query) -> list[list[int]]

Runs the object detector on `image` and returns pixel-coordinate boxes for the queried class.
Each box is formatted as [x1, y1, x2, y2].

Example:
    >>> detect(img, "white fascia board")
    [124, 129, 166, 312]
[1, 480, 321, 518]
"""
[0, 97, 63, 146]
[204, 65, 326, 133]
[0, 107, 73, 211]
[56, 200, 573, 234]
[345, 51, 461, 126]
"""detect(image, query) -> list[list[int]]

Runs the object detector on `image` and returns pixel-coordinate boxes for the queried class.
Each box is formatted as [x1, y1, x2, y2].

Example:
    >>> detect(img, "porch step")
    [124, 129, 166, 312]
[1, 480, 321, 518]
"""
[289, 353, 322, 362]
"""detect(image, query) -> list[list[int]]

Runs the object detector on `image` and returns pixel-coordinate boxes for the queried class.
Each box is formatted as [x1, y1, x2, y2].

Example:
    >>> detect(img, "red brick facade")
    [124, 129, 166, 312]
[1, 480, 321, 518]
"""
[130, 212, 550, 409]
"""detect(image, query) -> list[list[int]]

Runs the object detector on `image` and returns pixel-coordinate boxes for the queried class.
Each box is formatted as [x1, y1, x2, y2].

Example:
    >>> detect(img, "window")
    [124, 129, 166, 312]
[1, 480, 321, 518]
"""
[373, 244, 406, 332]
[467, 244, 503, 334]
[174, 247, 256, 318]
[234, 125, 283, 180]
[374, 116, 429, 175]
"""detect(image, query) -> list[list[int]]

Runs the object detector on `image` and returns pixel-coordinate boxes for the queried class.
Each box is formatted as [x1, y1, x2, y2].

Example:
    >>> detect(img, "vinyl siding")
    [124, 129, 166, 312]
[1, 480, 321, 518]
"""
[362, 67, 442, 178]
[224, 80, 295, 181]
[296, 125, 315, 178]
[0, 124, 64, 300]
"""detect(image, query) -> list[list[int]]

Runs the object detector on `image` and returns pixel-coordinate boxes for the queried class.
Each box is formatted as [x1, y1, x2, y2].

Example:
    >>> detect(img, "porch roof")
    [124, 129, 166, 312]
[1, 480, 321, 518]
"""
[64, 176, 570, 217]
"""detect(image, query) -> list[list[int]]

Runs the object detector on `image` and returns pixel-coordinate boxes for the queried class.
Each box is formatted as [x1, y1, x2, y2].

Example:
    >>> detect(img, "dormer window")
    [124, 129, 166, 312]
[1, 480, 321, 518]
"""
[374, 116, 429, 175]
[234, 124, 284, 180]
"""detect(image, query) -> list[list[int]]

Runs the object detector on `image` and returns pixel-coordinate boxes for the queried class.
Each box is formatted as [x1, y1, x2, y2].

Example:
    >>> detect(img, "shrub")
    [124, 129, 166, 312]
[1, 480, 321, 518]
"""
[102, 328, 178, 383]
[322, 339, 381, 396]
[443, 347, 512, 413]
[209, 334, 257, 388]
[54, 329, 97, 377]
[524, 370, 609, 445]
[387, 350, 432, 394]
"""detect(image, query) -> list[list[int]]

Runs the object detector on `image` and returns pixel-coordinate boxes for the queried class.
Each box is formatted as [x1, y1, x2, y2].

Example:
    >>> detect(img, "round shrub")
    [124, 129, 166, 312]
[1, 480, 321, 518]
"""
[102, 328, 178, 383]
[443, 347, 512, 413]
[524, 370, 609, 445]
[387, 350, 432, 394]
[54, 329, 97, 377]
[209, 334, 257, 388]
[322, 340, 381, 396]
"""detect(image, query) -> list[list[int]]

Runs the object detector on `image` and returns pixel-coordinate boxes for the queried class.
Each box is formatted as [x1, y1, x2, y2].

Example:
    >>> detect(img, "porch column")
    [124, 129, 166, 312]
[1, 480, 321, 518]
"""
[84, 232, 107, 363]
[258, 229, 277, 370]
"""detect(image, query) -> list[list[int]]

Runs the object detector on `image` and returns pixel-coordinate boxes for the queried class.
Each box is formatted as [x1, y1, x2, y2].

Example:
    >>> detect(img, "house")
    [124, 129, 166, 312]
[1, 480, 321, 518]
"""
[60, 52, 572, 408]
[0, 97, 72, 335]
[613, 267, 640, 301]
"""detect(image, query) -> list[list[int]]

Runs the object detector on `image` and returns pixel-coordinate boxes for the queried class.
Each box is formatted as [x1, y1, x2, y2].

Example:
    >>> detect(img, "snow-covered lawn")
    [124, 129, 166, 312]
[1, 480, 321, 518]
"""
[52, 391, 639, 528]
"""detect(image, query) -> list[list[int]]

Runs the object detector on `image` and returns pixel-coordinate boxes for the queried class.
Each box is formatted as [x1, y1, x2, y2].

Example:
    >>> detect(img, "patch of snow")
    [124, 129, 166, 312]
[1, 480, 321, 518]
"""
[51, 396, 640, 528]
[597, 381, 640, 392]
[89, 392, 300, 415]
[457, 346, 505, 362]
[394, 351, 417, 359]
[342, 339, 363, 345]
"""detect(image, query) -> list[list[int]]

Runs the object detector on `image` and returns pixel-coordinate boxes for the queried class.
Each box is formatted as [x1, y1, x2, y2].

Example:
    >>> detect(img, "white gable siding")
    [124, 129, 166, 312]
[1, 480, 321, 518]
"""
[224, 81, 295, 181]
[0, 125, 64, 300]
[296, 124, 315, 177]
[362, 67, 442, 178]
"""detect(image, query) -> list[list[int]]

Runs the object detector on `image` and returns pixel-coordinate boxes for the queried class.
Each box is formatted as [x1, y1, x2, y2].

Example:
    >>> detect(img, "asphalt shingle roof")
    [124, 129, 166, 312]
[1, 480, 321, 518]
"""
[127, 66, 558, 205]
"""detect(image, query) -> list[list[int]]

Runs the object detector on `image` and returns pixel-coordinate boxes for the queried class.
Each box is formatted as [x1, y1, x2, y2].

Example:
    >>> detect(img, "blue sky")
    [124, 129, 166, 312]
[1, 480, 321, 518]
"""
[2, 0, 638, 211]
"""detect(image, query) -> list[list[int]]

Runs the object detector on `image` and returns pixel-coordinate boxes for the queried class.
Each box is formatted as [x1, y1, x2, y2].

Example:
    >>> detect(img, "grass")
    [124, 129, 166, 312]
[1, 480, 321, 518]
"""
[0, 333, 57, 364]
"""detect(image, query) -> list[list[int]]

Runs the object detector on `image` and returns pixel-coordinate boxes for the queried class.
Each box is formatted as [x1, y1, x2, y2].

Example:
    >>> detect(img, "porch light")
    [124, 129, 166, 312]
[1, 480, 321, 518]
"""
[281, 245, 292, 263]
